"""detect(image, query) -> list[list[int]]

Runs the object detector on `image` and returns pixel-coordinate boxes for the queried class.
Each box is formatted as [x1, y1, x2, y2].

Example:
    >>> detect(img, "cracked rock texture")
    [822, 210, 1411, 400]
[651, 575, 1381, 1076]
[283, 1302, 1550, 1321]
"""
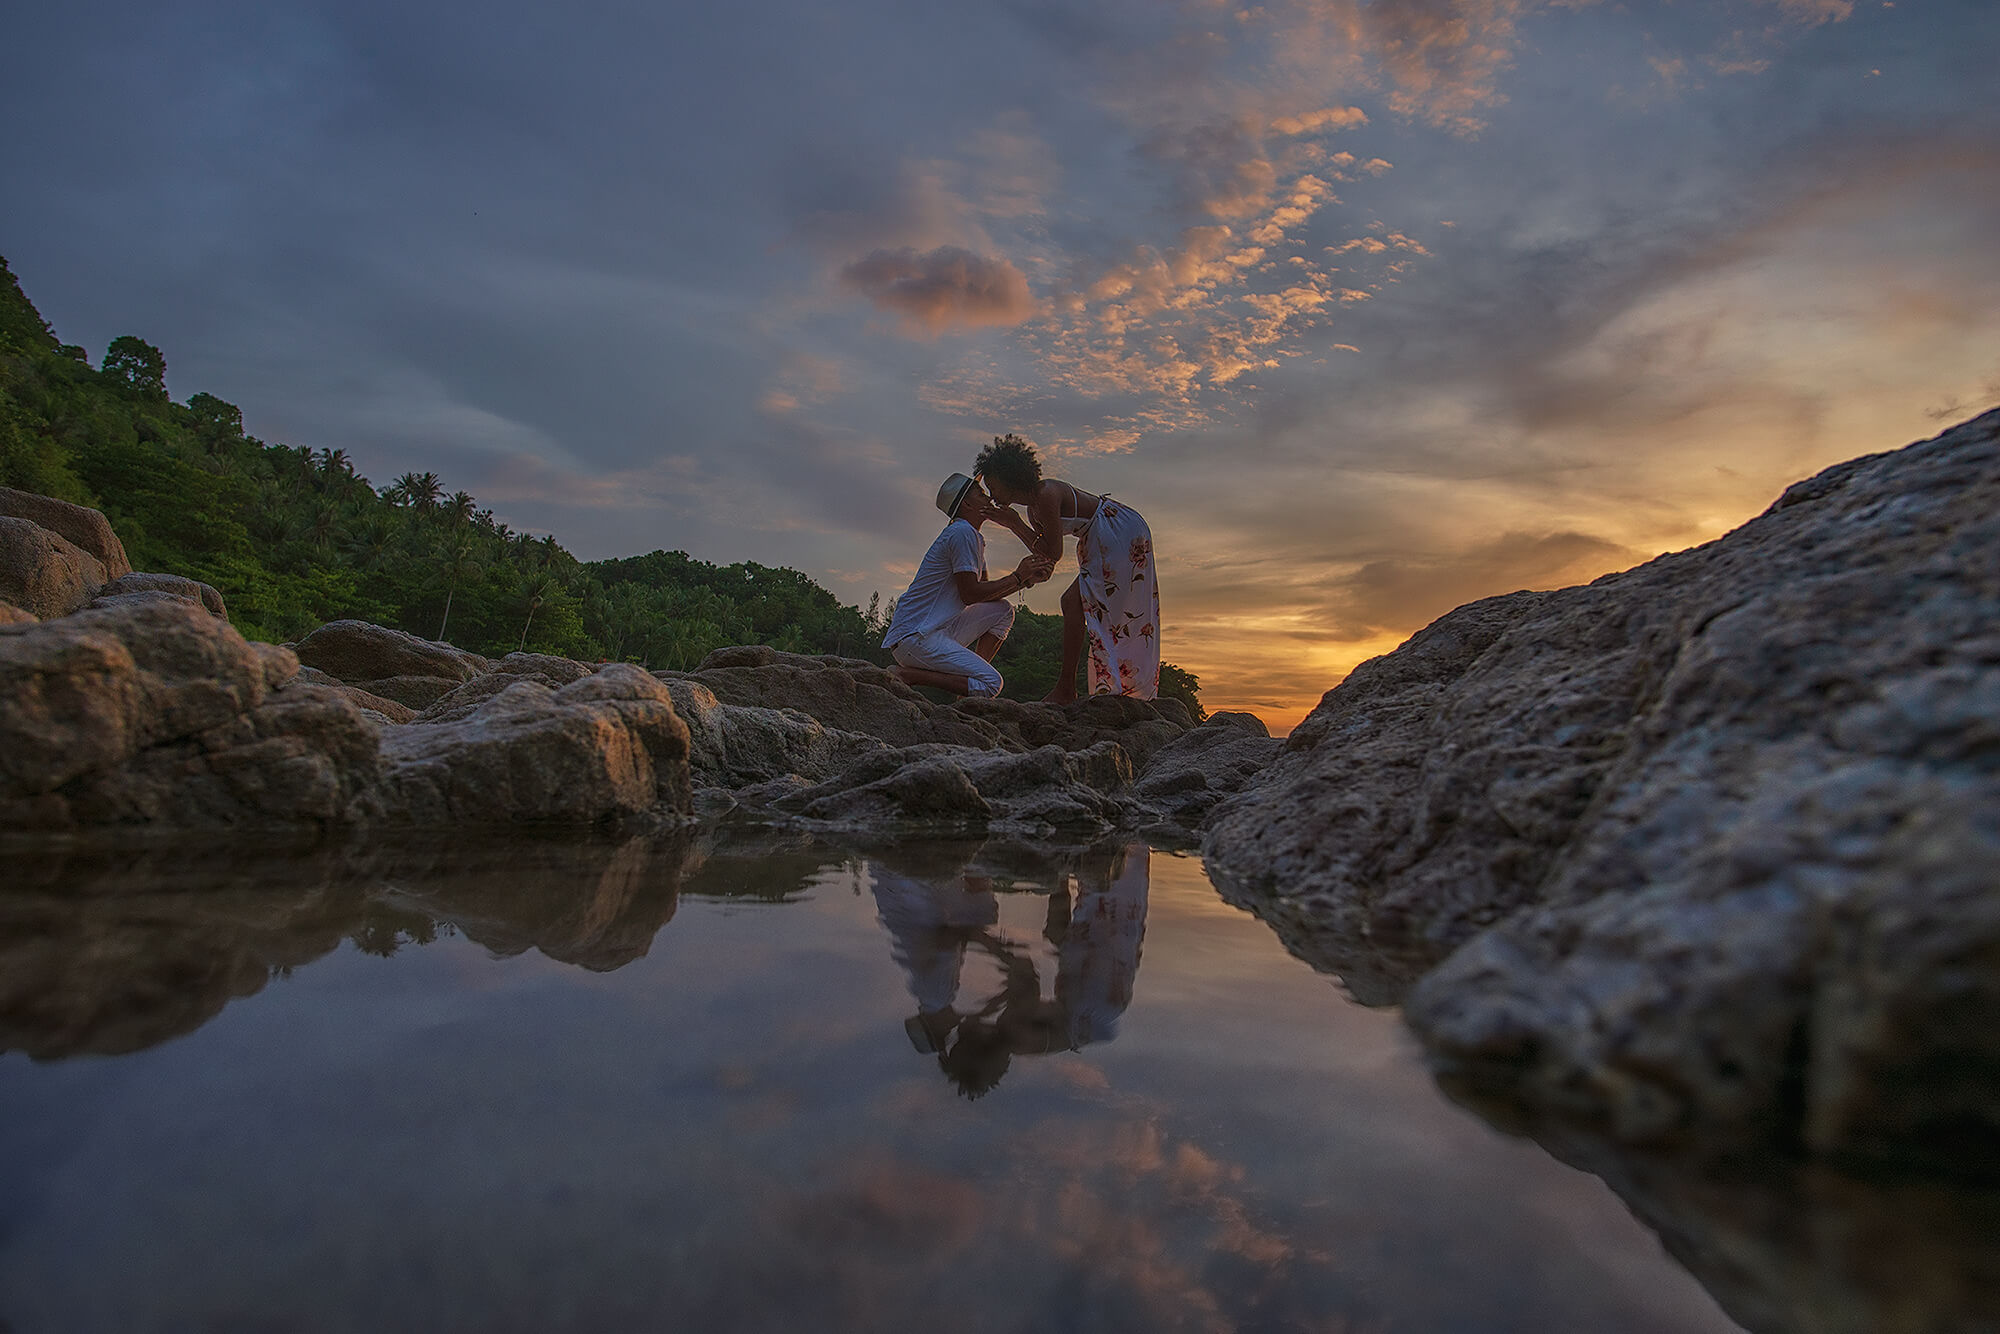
[1205, 409, 2000, 1174]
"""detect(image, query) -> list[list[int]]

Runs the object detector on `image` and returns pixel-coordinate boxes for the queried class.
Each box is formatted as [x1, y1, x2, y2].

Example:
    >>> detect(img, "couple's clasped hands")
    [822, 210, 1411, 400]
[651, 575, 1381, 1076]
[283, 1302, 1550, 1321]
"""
[1014, 552, 1056, 588]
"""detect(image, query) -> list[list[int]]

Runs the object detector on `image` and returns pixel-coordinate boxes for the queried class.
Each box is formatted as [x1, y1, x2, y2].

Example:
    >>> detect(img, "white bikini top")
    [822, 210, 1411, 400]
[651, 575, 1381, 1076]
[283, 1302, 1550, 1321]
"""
[1055, 481, 1100, 536]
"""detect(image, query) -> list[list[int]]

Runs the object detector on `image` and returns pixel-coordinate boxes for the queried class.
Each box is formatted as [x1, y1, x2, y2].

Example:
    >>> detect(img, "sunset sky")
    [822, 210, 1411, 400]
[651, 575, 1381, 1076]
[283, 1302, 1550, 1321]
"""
[6, 0, 1997, 729]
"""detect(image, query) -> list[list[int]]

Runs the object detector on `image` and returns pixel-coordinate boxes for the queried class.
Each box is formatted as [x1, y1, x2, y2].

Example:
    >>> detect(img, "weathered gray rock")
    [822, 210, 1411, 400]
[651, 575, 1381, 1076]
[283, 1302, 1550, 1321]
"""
[763, 739, 1138, 836]
[369, 665, 691, 826]
[320, 683, 417, 724]
[954, 691, 1192, 771]
[414, 654, 601, 724]
[293, 619, 487, 685]
[0, 485, 130, 579]
[492, 651, 596, 684]
[1132, 711, 1282, 835]
[349, 674, 462, 710]
[686, 648, 1009, 750]
[46, 683, 385, 828]
[0, 515, 107, 619]
[663, 676, 884, 789]
[0, 598, 275, 802]
[95, 571, 227, 618]
[1206, 408, 2000, 1173]
[0, 603, 691, 831]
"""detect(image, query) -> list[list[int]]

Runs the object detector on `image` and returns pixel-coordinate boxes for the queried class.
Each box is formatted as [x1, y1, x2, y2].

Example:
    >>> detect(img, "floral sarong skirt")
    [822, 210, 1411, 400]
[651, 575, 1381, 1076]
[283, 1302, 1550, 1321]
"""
[1076, 496, 1160, 699]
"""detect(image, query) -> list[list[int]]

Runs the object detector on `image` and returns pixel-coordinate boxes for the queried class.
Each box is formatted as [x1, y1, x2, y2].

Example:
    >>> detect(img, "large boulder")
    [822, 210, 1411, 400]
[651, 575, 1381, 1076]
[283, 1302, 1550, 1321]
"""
[662, 676, 884, 789]
[760, 739, 1139, 836]
[1205, 408, 2000, 1172]
[0, 597, 276, 802]
[0, 515, 107, 619]
[347, 674, 463, 711]
[0, 486, 130, 580]
[293, 619, 487, 685]
[93, 571, 227, 618]
[685, 647, 1008, 750]
[1131, 711, 1283, 836]
[953, 692, 1192, 771]
[369, 665, 691, 827]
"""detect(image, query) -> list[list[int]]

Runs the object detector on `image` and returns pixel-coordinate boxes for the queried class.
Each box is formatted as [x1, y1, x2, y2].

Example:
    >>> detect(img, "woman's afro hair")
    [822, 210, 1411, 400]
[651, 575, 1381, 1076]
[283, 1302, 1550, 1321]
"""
[974, 433, 1043, 492]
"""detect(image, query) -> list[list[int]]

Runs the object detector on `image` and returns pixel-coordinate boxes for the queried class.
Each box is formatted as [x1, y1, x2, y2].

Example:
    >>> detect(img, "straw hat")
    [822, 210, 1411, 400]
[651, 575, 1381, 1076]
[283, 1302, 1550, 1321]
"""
[935, 471, 978, 519]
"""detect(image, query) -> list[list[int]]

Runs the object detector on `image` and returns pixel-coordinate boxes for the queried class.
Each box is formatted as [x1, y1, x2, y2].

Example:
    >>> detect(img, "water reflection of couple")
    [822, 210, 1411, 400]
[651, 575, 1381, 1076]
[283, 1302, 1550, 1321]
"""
[870, 844, 1149, 1099]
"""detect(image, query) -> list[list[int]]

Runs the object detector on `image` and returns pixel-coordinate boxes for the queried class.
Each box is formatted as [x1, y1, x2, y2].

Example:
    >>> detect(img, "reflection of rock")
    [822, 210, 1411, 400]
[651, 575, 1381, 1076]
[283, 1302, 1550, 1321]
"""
[1207, 410, 2000, 1174]
[0, 830, 695, 1058]
[1528, 1135, 2000, 1334]
[386, 834, 688, 972]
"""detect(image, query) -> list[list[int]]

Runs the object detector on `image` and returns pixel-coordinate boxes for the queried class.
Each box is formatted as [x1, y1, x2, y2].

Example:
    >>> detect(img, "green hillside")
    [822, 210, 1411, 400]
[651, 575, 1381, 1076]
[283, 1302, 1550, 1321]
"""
[0, 254, 1200, 716]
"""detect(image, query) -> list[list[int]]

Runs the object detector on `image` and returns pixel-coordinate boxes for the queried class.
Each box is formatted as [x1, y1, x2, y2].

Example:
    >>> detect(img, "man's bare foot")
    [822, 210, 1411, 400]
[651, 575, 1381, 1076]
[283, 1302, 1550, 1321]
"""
[1042, 686, 1077, 705]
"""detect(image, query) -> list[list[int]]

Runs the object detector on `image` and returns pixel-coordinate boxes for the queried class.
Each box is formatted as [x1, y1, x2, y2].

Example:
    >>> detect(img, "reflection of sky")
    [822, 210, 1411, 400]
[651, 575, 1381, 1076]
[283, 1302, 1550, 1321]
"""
[6, 2, 1999, 727]
[0, 849, 1739, 1331]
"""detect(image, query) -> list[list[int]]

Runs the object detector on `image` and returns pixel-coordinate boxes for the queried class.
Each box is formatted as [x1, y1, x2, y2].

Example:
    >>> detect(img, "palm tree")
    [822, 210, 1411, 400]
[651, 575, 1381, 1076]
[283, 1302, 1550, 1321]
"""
[411, 472, 443, 515]
[444, 490, 476, 526]
[433, 531, 483, 642]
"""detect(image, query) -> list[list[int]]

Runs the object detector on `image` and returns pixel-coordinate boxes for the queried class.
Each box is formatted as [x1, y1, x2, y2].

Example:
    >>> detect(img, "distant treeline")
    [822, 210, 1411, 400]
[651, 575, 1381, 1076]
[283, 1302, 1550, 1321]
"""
[0, 255, 1201, 716]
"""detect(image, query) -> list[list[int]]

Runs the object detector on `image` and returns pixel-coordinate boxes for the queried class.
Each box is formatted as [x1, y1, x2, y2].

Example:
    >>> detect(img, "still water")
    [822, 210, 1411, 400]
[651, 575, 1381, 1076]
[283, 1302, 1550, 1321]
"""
[0, 830, 1749, 1333]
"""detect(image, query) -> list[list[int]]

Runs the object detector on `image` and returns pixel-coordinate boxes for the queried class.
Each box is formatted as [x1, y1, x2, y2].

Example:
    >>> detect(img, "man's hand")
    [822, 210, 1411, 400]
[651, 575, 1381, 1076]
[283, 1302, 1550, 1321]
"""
[1015, 553, 1056, 587]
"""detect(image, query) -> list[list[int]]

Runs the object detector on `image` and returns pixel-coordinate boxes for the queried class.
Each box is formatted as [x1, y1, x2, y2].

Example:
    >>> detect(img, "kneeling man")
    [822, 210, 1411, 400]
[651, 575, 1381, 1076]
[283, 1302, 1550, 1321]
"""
[883, 472, 1053, 697]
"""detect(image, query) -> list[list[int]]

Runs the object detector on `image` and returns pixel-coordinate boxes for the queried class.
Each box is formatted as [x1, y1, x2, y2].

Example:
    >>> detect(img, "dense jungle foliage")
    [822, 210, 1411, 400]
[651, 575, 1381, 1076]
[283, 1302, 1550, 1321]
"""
[0, 255, 1201, 716]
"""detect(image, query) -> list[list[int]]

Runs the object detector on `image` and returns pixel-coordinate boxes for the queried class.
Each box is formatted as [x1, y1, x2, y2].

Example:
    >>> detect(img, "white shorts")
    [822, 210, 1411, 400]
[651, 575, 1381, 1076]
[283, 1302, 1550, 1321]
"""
[889, 600, 1015, 696]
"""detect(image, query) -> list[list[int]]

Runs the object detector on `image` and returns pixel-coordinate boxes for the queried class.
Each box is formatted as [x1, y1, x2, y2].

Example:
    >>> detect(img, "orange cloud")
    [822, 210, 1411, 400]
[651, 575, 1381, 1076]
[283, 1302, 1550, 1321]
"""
[840, 246, 1034, 335]
[1268, 105, 1371, 135]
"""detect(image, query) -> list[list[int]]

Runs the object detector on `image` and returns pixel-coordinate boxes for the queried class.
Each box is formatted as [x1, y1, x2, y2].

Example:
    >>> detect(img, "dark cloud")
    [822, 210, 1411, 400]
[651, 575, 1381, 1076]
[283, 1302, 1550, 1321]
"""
[840, 247, 1034, 335]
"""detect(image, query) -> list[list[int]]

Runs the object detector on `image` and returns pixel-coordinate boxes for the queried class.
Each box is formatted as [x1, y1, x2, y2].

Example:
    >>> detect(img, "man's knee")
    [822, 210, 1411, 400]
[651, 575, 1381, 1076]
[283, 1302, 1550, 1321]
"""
[968, 660, 1004, 697]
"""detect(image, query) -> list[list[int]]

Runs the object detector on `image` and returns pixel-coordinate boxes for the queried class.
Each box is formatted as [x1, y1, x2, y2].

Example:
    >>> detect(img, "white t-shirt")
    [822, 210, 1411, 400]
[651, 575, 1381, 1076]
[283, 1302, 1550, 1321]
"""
[883, 519, 985, 648]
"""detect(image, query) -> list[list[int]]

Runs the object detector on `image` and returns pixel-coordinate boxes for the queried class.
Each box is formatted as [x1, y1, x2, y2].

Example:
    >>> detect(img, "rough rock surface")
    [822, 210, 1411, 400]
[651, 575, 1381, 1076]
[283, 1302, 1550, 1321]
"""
[683, 646, 1008, 749]
[347, 673, 462, 710]
[492, 650, 596, 685]
[1205, 408, 2000, 1173]
[0, 515, 106, 619]
[756, 739, 1139, 836]
[1132, 711, 1283, 835]
[0, 600, 36, 625]
[663, 676, 884, 790]
[0, 485, 130, 579]
[294, 618, 487, 685]
[0, 602, 690, 830]
[95, 571, 227, 618]
[369, 665, 691, 826]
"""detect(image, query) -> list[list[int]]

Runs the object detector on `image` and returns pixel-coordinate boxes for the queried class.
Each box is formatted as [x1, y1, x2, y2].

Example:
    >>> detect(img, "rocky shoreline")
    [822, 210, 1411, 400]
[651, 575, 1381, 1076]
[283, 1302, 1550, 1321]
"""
[1204, 407, 2000, 1180]
[5, 409, 1996, 1188]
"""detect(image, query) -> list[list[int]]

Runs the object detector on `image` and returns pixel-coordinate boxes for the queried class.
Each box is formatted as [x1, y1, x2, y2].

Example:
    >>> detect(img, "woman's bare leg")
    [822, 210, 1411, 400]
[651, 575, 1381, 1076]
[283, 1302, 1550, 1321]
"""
[1044, 578, 1084, 704]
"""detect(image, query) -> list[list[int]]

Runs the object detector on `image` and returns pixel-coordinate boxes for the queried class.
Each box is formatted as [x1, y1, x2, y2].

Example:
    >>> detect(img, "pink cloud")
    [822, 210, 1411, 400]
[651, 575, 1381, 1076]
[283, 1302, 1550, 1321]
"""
[840, 245, 1034, 335]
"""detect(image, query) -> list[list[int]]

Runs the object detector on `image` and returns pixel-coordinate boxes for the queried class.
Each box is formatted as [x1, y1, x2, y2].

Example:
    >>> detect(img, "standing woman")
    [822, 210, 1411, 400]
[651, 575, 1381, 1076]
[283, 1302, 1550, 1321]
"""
[976, 434, 1160, 703]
